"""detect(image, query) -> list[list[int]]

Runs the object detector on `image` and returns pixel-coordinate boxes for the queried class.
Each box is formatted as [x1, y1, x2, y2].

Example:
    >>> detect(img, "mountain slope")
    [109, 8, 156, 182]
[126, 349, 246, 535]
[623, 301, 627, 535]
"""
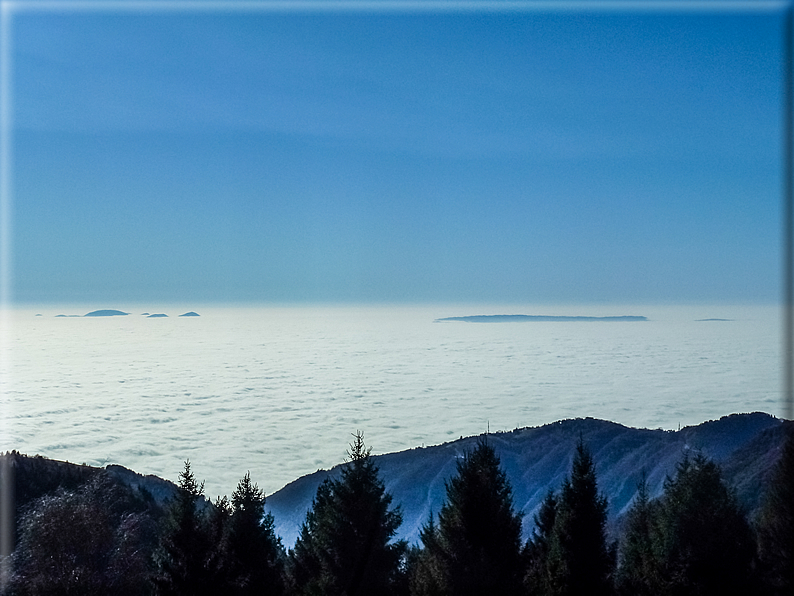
[265, 413, 788, 547]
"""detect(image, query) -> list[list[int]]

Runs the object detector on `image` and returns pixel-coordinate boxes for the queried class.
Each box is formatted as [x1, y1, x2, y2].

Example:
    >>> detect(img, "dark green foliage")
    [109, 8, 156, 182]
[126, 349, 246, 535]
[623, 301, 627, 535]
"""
[523, 489, 557, 594]
[409, 514, 445, 596]
[152, 460, 225, 596]
[544, 438, 613, 596]
[615, 474, 657, 596]
[289, 432, 406, 596]
[8, 472, 157, 596]
[289, 479, 332, 595]
[652, 452, 757, 596]
[616, 453, 761, 596]
[224, 472, 286, 595]
[413, 440, 524, 596]
[757, 430, 794, 595]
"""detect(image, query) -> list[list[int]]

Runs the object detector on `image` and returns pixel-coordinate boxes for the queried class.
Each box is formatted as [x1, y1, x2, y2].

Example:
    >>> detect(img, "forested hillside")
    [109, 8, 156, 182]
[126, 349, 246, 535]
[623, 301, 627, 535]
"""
[266, 412, 786, 545]
[1, 413, 791, 595]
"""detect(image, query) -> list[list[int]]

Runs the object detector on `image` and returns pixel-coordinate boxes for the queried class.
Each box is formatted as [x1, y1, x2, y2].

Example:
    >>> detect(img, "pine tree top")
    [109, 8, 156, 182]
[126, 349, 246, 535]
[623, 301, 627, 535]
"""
[232, 471, 264, 516]
[346, 430, 372, 462]
[179, 460, 204, 498]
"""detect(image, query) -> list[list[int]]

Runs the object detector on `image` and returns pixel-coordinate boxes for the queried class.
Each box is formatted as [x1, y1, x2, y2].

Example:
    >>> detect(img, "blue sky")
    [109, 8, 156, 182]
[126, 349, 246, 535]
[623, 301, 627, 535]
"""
[8, 2, 786, 304]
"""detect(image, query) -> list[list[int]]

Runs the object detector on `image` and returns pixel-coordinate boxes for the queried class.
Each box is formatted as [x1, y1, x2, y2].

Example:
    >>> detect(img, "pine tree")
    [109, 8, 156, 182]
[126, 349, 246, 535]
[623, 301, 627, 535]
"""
[757, 429, 794, 595]
[224, 472, 286, 595]
[653, 452, 757, 596]
[152, 460, 224, 596]
[545, 438, 613, 596]
[289, 432, 406, 596]
[288, 479, 333, 596]
[415, 439, 524, 596]
[409, 514, 445, 596]
[615, 473, 657, 596]
[524, 489, 557, 594]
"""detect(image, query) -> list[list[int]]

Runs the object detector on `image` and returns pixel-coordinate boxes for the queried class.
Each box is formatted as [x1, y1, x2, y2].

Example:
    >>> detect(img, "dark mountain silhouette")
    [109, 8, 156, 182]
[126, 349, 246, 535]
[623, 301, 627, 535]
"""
[179, 312, 200, 317]
[84, 309, 129, 317]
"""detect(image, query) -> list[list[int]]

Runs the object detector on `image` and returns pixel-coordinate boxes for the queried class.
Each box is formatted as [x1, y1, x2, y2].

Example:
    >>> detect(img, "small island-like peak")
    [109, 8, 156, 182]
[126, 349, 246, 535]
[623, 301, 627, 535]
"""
[435, 314, 647, 323]
[696, 318, 732, 322]
[84, 310, 129, 317]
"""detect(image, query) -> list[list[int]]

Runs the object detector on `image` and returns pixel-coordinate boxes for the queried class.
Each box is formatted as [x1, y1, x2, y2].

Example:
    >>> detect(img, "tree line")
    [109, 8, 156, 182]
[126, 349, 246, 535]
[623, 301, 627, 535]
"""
[3, 429, 793, 596]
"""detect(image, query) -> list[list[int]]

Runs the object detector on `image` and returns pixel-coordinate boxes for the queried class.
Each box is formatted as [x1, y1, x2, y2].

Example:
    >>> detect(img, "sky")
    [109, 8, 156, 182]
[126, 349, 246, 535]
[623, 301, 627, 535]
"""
[6, 1, 787, 305]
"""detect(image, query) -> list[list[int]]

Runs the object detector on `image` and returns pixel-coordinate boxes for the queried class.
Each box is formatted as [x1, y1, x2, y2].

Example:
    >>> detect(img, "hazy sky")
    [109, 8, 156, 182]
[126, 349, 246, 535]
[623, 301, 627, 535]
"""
[9, 2, 786, 305]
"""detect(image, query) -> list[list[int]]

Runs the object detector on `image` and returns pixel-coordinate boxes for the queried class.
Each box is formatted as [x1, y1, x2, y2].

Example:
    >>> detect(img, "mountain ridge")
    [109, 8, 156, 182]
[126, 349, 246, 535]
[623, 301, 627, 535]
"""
[265, 412, 789, 546]
[3, 413, 788, 550]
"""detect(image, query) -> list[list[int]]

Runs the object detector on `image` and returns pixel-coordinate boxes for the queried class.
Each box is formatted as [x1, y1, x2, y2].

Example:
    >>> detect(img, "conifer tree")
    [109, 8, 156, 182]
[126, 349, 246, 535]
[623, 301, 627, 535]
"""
[545, 438, 613, 596]
[415, 440, 524, 596]
[524, 489, 557, 594]
[225, 472, 286, 595]
[289, 432, 406, 596]
[152, 460, 224, 596]
[653, 452, 756, 596]
[757, 429, 794, 595]
[409, 514, 445, 596]
[288, 479, 333, 595]
[615, 474, 657, 596]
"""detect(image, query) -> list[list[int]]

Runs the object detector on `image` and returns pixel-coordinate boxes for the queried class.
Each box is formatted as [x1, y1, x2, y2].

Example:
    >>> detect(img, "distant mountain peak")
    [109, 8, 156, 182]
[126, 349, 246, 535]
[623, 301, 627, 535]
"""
[435, 314, 647, 323]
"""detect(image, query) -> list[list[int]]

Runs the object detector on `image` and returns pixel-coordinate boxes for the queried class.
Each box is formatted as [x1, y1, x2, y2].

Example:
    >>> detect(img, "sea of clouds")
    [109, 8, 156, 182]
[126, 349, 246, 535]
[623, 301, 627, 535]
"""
[1, 303, 782, 499]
